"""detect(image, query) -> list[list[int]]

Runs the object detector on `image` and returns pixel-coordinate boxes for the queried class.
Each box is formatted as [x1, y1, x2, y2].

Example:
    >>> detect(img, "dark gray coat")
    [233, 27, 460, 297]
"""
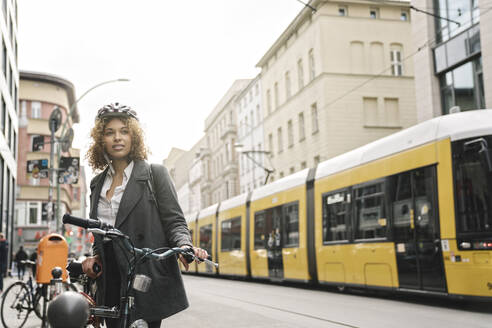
[89, 160, 192, 321]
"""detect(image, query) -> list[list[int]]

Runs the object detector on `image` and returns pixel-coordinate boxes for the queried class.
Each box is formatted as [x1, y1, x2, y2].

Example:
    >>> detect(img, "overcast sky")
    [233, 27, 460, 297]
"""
[18, 0, 304, 178]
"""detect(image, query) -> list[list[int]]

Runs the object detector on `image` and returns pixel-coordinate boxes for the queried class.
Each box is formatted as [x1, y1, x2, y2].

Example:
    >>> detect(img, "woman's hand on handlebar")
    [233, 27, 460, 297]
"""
[178, 246, 208, 271]
[82, 255, 102, 279]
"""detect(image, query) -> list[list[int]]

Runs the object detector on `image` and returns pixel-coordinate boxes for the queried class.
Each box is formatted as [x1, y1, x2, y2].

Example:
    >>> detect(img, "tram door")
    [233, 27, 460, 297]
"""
[392, 166, 446, 292]
[265, 206, 284, 280]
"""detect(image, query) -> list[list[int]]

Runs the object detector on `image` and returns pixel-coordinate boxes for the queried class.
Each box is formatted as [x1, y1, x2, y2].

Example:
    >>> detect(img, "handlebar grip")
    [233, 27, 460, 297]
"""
[182, 252, 194, 264]
[63, 214, 104, 229]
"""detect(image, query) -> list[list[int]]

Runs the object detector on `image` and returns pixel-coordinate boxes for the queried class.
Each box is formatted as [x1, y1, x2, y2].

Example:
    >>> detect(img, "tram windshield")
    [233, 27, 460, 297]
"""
[452, 135, 492, 236]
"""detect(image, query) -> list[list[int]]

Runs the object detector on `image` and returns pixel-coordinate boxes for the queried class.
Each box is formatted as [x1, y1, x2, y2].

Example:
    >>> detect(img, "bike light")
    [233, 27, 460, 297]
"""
[133, 274, 152, 292]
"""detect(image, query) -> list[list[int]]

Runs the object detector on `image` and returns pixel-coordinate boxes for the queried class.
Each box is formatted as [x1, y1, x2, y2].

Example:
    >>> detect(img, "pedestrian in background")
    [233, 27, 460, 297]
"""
[0, 233, 8, 291]
[14, 246, 27, 280]
[81, 103, 208, 328]
[29, 248, 37, 278]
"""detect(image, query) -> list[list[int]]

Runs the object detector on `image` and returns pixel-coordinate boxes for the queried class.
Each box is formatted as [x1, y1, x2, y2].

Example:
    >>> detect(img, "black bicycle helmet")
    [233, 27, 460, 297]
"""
[95, 102, 138, 121]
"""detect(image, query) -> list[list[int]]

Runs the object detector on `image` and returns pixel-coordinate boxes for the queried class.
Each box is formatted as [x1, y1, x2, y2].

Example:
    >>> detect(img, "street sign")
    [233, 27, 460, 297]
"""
[58, 157, 80, 184]
[49, 106, 62, 133]
[32, 135, 44, 152]
[26, 159, 49, 179]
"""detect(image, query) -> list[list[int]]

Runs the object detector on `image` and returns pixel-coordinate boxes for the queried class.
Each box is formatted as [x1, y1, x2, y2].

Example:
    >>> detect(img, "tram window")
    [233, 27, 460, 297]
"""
[389, 172, 413, 241]
[453, 136, 492, 234]
[354, 182, 388, 239]
[199, 224, 213, 255]
[221, 217, 241, 251]
[413, 167, 437, 239]
[283, 202, 299, 247]
[254, 212, 266, 249]
[322, 190, 350, 242]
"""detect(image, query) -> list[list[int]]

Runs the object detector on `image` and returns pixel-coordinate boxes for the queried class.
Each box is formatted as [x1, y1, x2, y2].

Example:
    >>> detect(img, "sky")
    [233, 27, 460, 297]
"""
[18, 0, 304, 179]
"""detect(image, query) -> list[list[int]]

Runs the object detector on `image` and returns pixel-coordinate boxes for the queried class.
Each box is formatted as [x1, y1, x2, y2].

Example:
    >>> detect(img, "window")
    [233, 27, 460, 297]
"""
[31, 101, 41, 118]
[254, 212, 266, 249]
[274, 82, 279, 108]
[221, 217, 241, 251]
[323, 190, 351, 242]
[285, 71, 291, 99]
[390, 49, 403, 76]
[250, 110, 254, 128]
[280, 171, 284, 178]
[297, 59, 304, 89]
[298, 112, 305, 141]
[277, 127, 283, 153]
[199, 224, 213, 255]
[314, 155, 321, 166]
[311, 102, 319, 134]
[309, 49, 315, 81]
[339, 6, 347, 16]
[287, 120, 293, 147]
[400, 11, 408, 21]
[283, 203, 299, 247]
[6, 115, 10, 146]
[266, 89, 272, 114]
[452, 136, 492, 235]
[256, 105, 260, 125]
[301, 161, 307, 169]
[268, 133, 274, 156]
[289, 167, 295, 174]
[354, 181, 387, 239]
[363, 97, 378, 126]
[28, 202, 39, 225]
[255, 83, 259, 95]
[370, 8, 379, 19]
[384, 98, 400, 126]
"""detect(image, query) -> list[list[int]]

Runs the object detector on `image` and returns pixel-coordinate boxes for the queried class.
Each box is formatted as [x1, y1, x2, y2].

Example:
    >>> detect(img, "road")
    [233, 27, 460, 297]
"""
[3, 275, 491, 327]
[165, 275, 492, 328]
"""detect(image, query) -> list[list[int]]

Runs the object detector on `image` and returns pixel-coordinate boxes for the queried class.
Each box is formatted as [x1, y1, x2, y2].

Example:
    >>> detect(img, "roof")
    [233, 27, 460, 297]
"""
[316, 109, 492, 180]
[219, 193, 249, 212]
[198, 203, 219, 219]
[20, 70, 79, 123]
[251, 168, 310, 202]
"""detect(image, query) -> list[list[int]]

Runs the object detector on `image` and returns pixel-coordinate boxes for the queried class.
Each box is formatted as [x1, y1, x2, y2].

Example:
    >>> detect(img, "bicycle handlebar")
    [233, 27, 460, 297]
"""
[63, 214, 218, 268]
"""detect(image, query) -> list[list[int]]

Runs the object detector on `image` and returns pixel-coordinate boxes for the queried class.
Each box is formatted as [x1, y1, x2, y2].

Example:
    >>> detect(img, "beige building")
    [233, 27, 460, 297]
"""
[16, 71, 80, 252]
[411, 0, 491, 120]
[258, 0, 417, 180]
[202, 80, 250, 206]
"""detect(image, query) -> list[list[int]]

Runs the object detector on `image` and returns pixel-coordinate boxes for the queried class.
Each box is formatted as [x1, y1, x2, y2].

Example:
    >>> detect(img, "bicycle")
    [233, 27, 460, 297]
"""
[49, 214, 218, 328]
[1, 260, 78, 328]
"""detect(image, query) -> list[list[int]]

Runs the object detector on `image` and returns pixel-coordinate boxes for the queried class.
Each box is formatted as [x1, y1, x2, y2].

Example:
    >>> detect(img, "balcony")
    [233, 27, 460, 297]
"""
[222, 162, 238, 177]
[220, 124, 237, 140]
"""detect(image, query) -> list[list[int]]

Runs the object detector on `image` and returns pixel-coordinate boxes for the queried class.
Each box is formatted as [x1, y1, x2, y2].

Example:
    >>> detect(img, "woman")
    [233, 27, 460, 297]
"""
[82, 103, 206, 328]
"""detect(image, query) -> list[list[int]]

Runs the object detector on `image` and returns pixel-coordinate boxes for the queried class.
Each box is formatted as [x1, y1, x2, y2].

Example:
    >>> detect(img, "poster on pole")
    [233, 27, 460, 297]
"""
[26, 159, 49, 179]
[58, 157, 80, 184]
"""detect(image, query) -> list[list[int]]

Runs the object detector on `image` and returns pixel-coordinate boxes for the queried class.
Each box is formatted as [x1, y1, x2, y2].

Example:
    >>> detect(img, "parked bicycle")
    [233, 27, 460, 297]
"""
[48, 214, 217, 328]
[1, 260, 78, 328]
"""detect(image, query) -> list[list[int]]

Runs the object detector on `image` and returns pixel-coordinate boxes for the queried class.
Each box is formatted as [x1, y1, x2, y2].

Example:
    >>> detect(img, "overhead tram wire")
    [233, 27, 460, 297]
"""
[295, 0, 317, 13]
[324, 5, 492, 109]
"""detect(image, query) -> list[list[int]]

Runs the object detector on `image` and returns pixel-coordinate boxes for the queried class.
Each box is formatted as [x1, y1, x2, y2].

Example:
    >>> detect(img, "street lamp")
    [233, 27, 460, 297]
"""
[234, 143, 275, 186]
[51, 78, 130, 231]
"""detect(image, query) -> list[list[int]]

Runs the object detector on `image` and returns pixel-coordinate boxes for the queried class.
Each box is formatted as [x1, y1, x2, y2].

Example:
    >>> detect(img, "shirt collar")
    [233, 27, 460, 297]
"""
[108, 160, 134, 180]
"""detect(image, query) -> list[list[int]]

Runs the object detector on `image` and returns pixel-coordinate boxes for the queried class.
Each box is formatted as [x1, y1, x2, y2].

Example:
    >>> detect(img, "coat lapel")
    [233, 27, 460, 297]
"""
[89, 168, 108, 220]
[115, 160, 149, 228]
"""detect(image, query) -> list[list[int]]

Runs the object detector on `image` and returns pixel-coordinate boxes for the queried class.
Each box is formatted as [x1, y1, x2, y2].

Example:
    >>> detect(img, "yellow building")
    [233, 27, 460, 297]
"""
[258, 0, 417, 180]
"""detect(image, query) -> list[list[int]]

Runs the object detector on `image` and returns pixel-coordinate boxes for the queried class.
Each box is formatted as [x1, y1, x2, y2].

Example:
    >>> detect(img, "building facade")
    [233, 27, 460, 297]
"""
[258, 0, 417, 180]
[412, 0, 492, 120]
[0, 0, 19, 264]
[235, 75, 269, 193]
[202, 80, 250, 206]
[16, 71, 80, 254]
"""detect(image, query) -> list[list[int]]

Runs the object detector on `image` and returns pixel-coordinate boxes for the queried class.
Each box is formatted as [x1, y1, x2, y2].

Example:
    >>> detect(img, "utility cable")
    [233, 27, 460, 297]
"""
[324, 5, 492, 109]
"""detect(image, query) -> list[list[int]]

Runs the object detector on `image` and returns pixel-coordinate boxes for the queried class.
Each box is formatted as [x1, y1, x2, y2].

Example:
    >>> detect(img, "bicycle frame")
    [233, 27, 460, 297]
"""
[61, 214, 218, 328]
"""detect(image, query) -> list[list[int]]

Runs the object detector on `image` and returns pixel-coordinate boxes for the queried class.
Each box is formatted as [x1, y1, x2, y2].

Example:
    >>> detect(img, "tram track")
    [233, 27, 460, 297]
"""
[205, 291, 360, 328]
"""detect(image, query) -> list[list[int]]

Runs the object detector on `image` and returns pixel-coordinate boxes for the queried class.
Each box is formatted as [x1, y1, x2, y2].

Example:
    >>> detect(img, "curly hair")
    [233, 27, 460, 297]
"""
[86, 116, 148, 171]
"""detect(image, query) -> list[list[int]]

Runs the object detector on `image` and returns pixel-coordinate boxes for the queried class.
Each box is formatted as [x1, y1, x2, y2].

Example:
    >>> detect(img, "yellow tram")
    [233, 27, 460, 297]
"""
[184, 110, 492, 300]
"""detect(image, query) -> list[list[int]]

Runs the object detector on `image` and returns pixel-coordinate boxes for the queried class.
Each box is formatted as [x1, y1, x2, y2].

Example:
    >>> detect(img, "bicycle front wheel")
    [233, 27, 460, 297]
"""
[33, 281, 79, 319]
[1, 282, 32, 328]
